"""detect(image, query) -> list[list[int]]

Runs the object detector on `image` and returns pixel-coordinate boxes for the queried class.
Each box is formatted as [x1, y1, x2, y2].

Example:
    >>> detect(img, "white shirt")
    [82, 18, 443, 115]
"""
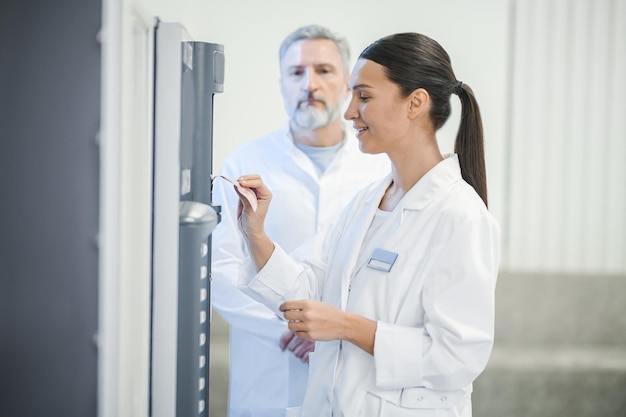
[239, 155, 501, 417]
[211, 124, 389, 417]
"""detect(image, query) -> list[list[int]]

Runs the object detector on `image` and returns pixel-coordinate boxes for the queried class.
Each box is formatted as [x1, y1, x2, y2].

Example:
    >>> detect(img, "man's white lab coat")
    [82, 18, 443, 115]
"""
[240, 155, 501, 417]
[211, 124, 389, 417]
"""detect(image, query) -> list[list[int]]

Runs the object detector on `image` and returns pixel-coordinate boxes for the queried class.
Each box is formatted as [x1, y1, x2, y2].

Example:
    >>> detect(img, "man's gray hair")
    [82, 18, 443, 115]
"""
[279, 24, 351, 75]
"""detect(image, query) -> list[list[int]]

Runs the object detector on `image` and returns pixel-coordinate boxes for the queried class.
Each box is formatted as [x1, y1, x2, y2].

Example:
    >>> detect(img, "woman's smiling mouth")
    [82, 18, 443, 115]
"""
[354, 126, 368, 136]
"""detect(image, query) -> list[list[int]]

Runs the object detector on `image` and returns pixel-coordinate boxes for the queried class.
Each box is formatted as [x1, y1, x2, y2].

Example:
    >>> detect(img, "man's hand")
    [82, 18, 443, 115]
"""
[280, 330, 315, 363]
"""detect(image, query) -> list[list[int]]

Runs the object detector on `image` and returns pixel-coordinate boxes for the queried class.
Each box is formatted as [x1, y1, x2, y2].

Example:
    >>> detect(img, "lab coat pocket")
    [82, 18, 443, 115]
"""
[394, 388, 471, 417]
[399, 387, 468, 409]
[356, 389, 437, 417]
[355, 390, 381, 417]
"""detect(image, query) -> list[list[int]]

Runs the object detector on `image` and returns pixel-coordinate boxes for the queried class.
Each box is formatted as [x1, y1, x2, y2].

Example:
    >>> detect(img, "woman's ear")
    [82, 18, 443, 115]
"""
[408, 88, 429, 119]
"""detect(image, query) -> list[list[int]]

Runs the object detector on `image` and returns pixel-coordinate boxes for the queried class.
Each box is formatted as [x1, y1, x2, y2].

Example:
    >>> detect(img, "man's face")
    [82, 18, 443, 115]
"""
[280, 39, 349, 130]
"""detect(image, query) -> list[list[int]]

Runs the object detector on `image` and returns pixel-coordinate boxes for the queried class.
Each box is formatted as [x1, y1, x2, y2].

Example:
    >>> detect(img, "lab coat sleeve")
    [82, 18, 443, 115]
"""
[211, 160, 286, 338]
[373, 212, 500, 391]
[238, 215, 340, 318]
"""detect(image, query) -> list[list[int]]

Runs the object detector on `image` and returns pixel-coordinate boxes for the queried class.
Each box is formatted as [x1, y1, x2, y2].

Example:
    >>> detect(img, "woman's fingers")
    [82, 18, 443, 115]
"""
[282, 309, 302, 321]
[238, 175, 272, 201]
[280, 300, 306, 312]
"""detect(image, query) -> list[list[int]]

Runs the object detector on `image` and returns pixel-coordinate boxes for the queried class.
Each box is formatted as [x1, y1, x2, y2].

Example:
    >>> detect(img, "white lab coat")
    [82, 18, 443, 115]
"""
[239, 155, 501, 417]
[211, 124, 389, 417]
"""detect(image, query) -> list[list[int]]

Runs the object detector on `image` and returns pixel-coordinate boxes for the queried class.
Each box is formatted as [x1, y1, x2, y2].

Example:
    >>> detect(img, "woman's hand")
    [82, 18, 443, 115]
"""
[280, 300, 377, 355]
[233, 174, 275, 270]
[234, 174, 271, 238]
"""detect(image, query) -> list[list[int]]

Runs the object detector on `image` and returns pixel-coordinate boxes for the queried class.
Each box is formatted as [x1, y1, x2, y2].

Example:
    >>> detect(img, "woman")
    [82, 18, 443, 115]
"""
[232, 33, 500, 417]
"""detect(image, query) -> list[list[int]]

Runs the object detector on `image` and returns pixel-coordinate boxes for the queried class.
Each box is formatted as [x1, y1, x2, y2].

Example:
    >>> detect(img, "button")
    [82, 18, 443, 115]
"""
[417, 396, 423, 401]
[199, 355, 206, 368]
[201, 243, 208, 257]
[200, 266, 207, 279]
[441, 396, 447, 402]
[199, 399, 205, 412]
[200, 333, 206, 346]
[200, 288, 207, 301]
[200, 310, 206, 324]
[199, 377, 205, 390]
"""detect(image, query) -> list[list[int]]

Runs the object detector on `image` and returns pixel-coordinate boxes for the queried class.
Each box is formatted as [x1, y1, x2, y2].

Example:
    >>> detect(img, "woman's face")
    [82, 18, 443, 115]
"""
[344, 58, 412, 154]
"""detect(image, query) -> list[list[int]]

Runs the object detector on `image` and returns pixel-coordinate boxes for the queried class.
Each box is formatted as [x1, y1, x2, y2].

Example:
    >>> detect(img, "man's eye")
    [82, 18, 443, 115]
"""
[359, 95, 369, 101]
[290, 70, 304, 77]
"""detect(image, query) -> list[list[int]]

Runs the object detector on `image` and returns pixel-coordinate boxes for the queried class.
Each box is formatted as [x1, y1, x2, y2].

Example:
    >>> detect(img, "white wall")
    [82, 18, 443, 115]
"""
[150, 0, 626, 274]
[135, 0, 626, 272]
[100, 1, 155, 416]
[144, 0, 510, 230]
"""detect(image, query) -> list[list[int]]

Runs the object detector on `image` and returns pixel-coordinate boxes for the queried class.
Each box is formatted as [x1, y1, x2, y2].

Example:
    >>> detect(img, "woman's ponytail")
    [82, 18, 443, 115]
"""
[454, 82, 488, 208]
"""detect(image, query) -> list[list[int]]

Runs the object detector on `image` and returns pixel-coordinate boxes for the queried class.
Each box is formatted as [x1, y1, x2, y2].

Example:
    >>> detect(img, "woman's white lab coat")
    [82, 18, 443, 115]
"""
[212, 125, 389, 417]
[239, 155, 501, 417]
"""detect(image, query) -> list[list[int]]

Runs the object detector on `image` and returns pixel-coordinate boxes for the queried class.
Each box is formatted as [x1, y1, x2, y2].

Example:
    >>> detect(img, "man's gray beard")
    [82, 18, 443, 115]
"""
[292, 105, 341, 130]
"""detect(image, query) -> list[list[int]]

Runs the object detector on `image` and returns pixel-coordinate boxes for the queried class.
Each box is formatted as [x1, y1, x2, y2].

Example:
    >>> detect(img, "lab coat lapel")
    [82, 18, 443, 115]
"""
[336, 176, 391, 310]
[281, 127, 320, 181]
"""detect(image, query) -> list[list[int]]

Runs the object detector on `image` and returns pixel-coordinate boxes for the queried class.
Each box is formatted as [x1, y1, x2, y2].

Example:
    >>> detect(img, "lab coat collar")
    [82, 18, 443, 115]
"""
[277, 123, 297, 156]
[279, 124, 318, 180]
[363, 154, 463, 215]
[337, 155, 462, 310]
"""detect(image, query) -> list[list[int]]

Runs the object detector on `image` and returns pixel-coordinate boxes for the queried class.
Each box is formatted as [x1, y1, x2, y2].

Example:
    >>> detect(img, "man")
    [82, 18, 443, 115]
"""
[211, 24, 389, 417]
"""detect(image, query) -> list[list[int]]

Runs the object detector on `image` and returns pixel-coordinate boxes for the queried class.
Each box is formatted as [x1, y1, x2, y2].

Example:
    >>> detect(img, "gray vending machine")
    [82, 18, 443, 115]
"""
[151, 21, 224, 417]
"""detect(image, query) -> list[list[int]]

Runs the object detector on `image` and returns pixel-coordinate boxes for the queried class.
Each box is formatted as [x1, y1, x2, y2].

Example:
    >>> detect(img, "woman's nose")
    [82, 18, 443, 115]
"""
[343, 98, 357, 120]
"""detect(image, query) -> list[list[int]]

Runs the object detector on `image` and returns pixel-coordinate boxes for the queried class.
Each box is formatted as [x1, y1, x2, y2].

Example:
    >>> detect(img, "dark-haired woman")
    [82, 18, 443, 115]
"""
[232, 32, 500, 417]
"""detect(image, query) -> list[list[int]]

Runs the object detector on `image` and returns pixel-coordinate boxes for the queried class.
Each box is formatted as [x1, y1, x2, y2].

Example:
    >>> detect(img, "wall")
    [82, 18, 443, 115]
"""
[99, 0, 155, 415]
[144, 0, 626, 274]
[145, 0, 510, 234]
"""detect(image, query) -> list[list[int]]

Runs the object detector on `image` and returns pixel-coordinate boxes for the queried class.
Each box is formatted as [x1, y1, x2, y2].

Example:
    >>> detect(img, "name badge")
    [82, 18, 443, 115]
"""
[367, 248, 398, 272]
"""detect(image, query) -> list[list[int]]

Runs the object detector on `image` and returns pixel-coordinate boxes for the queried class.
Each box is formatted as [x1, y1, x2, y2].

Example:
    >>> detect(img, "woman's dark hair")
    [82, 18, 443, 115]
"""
[360, 33, 488, 207]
